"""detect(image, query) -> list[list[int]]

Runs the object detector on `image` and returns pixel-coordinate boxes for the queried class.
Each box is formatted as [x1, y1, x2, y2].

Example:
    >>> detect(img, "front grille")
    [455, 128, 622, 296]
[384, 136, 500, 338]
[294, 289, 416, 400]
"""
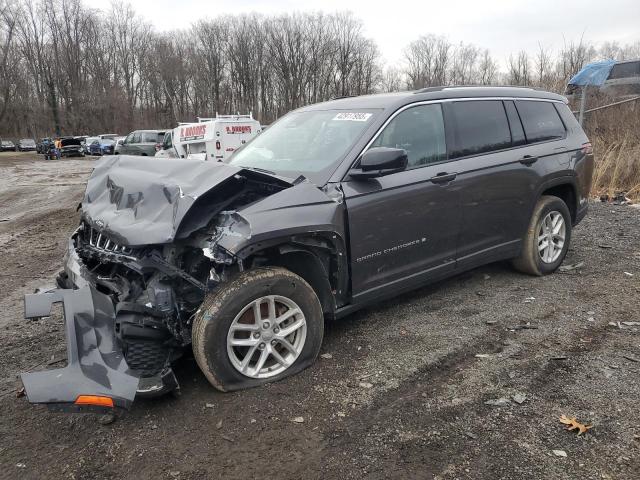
[81, 222, 133, 255]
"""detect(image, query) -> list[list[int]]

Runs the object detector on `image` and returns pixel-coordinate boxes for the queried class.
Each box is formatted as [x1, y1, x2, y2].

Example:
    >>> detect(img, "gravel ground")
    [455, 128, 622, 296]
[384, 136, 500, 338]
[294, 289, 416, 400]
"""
[0, 152, 639, 480]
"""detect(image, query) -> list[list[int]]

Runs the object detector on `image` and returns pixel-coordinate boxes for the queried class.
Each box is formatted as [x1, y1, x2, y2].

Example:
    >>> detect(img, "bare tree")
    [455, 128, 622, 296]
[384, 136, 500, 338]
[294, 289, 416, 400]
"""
[0, 0, 17, 125]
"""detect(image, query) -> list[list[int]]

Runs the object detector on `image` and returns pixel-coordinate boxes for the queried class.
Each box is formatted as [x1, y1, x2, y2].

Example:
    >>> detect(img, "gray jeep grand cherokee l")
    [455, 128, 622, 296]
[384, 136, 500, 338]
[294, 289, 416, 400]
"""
[21, 86, 593, 412]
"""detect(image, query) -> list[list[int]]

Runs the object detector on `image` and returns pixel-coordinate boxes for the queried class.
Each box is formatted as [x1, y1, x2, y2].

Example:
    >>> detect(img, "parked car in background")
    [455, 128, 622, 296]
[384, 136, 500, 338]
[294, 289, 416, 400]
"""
[154, 131, 177, 158]
[89, 138, 115, 156]
[1, 140, 15, 151]
[566, 58, 640, 98]
[36, 138, 52, 154]
[98, 133, 119, 140]
[83, 136, 99, 155]
[16, 138, 37, 151]
[119, 130, 166, 156]
[59, 137, 85, 158]
[113, 136, 126, 154]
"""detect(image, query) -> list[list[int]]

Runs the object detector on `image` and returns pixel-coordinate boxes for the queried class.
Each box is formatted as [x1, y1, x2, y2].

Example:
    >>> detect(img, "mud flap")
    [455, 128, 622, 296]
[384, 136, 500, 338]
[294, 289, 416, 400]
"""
[20, 287, 140, 412]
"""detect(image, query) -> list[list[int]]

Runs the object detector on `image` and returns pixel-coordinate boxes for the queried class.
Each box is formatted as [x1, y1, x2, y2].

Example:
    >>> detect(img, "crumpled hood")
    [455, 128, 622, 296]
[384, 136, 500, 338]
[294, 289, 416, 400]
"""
[82, 155, 291, 246]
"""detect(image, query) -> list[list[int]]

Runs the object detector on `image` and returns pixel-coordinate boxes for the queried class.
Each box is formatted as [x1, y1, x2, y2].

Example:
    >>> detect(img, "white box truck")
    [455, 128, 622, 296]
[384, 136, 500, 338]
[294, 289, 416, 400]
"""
[156, 114, 261, 161]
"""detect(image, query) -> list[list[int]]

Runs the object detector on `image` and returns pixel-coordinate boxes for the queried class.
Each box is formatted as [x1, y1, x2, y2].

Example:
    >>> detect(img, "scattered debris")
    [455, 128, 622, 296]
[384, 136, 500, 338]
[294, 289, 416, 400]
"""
[608, 321, 622, 328]
[359, 382, 373, 389]
[205, 403, 215, 409]
[221, 435, 234, 443]
[559, 262, 585, 272]
[320, 353, 333, 359]
[624, 272, 634, 277]
[464, 431, 478, 440]
[559, 415, 593, 435]
[484, 397, 511, 407]
[169, 471, 181, 478]
[601, 192, 632, 205]
[512, 393, 527, 404]
[16, 387, 25, 398]
[553, 450, 568, 458]
[292, 416, 305, 424]
[551, 356, 568, 361]
[622, 354, 640, 363]
[98, 413, 117, 425]
[485, 320, 498, 325]
[337, 412, 346, 418]
[598, 244, 613, 249]
[215, 419, 223, 430]
[523, 296, 536, 303]
[475, 354, 493, 358]
[483, 274, 491, 280]
[16, 463, 26, 468]
[509, 323, 538, 330]
[621, 322, 640, 327]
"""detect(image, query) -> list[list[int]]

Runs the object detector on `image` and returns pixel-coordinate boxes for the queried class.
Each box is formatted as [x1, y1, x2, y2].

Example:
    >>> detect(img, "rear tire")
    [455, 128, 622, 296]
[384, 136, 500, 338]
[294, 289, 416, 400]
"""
[192, 267, 324, 392]
[512, 195, 572, 276]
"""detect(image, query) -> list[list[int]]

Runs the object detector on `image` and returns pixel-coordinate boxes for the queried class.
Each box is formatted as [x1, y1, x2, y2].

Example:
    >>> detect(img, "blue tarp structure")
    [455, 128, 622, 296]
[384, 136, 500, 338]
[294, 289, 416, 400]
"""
[568, 60, 616, 86]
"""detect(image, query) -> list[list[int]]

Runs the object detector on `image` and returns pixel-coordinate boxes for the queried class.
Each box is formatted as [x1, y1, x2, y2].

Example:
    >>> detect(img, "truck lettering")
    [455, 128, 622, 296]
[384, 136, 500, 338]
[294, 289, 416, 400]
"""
[180, 124, 207, 141]
[225, 125, 252, 134]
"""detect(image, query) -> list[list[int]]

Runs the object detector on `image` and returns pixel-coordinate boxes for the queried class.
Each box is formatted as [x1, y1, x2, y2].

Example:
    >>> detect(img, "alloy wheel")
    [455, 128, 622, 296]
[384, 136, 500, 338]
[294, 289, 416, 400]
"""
[538, 211, 566, 263]
[227, 295, 307, 379]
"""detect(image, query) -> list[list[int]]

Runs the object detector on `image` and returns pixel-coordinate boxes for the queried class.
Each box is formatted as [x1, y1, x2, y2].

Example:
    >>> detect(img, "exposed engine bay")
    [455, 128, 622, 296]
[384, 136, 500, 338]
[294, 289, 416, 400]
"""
[63, 168, 291, 389]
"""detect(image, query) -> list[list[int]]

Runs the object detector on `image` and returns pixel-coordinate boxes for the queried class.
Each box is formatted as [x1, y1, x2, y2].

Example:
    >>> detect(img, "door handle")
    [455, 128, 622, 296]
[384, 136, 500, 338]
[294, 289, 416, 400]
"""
[520, 155, 538, 166]
[430, 172, 457, 184]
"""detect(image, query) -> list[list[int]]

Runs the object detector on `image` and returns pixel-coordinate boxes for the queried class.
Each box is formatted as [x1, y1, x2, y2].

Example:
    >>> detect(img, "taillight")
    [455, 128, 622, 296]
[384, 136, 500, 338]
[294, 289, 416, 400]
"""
[582, 142, 593, 155]
[216, 141, 221, 150]
[155, 143, 162, 151]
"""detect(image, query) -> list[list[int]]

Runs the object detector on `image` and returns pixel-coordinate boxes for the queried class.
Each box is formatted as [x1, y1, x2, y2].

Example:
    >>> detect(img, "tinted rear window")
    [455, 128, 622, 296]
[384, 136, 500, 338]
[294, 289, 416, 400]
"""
[608, 61, 640, 79]
[515, 101, 565, 143]
[450, 100, 511, 158]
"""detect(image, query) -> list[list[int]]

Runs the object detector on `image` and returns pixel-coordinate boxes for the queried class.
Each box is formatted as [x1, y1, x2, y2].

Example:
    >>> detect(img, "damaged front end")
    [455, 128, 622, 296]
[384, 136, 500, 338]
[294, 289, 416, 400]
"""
[21, 157, 294, 412]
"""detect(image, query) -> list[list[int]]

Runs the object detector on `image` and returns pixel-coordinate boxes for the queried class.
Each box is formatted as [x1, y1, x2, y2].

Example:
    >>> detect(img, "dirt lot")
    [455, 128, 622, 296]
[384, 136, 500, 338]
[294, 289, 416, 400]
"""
[0, 152, 639, 480]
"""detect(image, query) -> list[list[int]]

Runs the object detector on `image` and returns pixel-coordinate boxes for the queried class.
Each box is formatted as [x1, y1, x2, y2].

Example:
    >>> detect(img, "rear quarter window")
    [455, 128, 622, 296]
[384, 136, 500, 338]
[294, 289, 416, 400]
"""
[608, 61, 640, 79]
[515, 101, 566, 143]
[449, 100, 511, 158]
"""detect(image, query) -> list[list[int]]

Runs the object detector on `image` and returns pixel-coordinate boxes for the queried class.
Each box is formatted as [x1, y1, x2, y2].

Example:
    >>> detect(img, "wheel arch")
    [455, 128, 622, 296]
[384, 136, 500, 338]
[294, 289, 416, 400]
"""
[237, 233, 350, 319]
[536, 176, 578, 224]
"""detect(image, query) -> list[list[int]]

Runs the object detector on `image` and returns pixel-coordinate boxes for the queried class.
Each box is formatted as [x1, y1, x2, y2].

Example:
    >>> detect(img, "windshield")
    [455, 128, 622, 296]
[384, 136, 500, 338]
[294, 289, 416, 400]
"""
[229, 109, 379, 183]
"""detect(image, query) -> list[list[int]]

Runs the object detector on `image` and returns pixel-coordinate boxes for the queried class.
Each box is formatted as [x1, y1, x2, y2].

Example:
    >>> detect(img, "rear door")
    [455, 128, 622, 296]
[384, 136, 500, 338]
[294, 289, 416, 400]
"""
[341, 103, 461, 303]
[449, 99, 566, 269]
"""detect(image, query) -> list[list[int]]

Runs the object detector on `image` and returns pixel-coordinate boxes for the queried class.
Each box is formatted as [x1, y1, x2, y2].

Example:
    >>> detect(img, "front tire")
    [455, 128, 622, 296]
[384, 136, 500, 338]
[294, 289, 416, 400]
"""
[512, 195, 572, 276]
[192, 267, 324, 392]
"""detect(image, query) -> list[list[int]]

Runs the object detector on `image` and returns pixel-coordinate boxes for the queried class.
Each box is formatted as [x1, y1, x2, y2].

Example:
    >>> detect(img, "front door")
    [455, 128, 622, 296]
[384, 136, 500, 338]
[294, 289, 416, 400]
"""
[341, 103, 461, 303]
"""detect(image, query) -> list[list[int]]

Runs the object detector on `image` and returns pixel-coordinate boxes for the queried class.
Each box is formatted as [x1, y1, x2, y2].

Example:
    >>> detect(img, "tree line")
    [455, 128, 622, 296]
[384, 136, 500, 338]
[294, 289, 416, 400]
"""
[0, 0, 638, 138]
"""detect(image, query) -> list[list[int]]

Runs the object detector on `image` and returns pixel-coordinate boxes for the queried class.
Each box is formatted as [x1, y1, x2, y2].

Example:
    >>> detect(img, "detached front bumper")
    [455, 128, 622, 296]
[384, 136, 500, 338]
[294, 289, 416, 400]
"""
[21, 287, 139, 412]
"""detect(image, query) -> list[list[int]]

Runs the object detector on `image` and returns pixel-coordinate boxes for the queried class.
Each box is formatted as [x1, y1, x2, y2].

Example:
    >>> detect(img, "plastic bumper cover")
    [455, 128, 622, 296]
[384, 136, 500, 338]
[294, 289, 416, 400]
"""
[20, 287, 139, 412]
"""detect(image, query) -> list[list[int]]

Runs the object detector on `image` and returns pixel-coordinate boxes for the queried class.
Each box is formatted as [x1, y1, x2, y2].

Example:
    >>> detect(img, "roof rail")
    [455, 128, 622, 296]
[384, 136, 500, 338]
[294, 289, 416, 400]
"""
[413, 85, 541, 94]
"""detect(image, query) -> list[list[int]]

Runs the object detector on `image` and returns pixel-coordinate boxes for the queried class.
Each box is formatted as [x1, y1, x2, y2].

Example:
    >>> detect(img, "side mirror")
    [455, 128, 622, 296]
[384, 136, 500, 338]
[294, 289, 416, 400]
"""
[350, 147, 408, 179]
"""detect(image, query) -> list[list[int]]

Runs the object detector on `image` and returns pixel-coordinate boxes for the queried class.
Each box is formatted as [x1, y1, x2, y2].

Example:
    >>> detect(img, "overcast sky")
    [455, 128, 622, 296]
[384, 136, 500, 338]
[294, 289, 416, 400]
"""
[86, 0, 639, 65]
